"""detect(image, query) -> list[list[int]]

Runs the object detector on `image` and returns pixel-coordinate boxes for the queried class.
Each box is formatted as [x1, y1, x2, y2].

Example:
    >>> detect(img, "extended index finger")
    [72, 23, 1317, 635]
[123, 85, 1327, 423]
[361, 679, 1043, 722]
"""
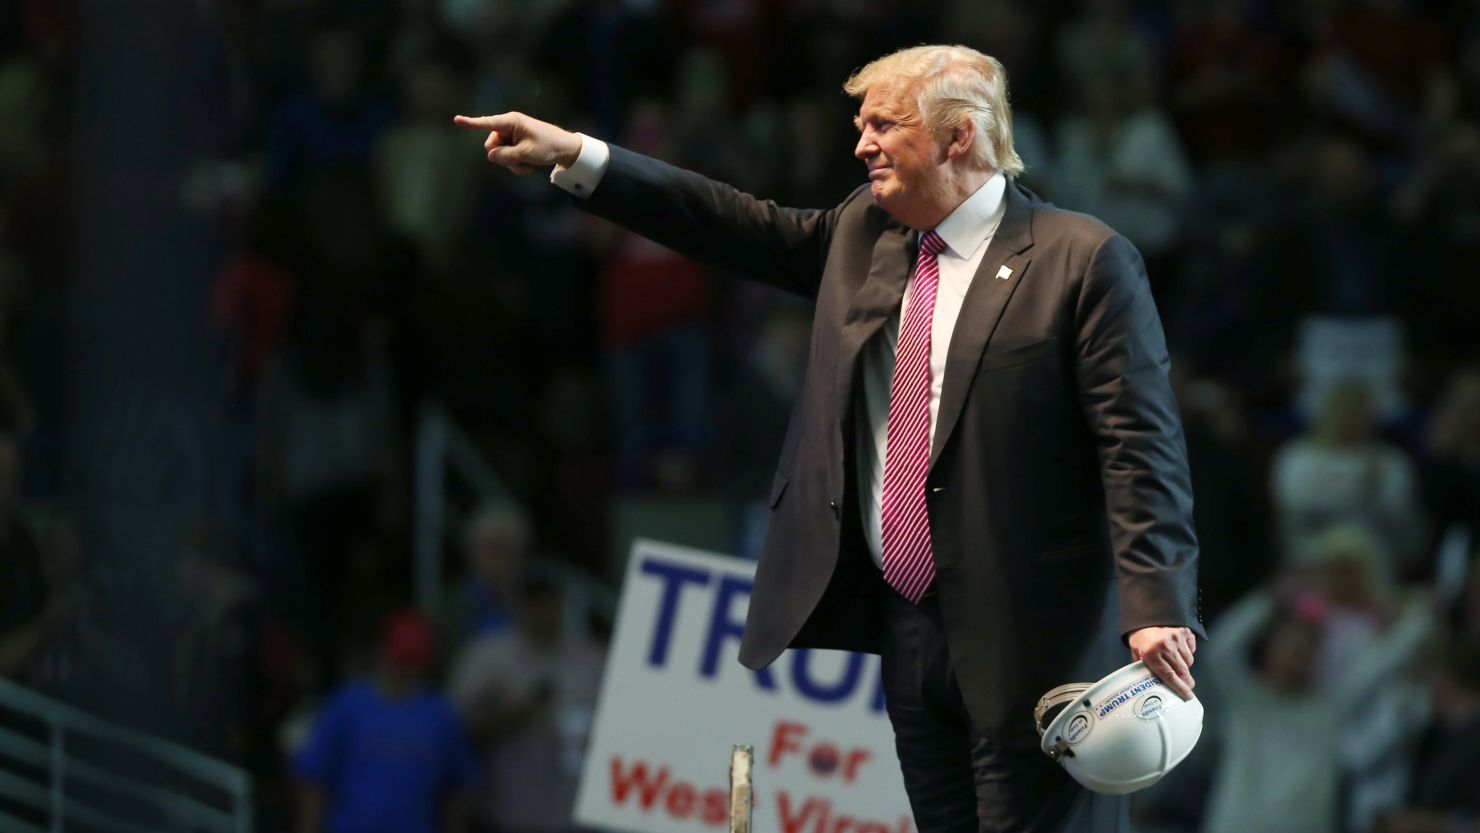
[453, 113, 512, 131]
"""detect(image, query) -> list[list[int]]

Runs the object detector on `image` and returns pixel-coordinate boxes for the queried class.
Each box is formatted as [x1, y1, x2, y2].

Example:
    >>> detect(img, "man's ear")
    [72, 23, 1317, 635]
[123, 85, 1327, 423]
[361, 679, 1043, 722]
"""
[944, 120, 975, 162]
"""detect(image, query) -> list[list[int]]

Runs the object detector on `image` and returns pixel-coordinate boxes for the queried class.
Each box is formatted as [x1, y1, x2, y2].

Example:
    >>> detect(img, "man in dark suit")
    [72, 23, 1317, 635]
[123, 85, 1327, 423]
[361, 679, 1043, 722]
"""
[457, 44, 1203, 833]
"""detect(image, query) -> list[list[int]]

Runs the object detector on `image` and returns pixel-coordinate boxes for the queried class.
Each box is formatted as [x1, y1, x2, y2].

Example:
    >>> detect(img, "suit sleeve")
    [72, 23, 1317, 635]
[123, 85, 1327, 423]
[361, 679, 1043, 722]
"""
[579, 144, 862, 300]
[1073, 233, 1205, 642]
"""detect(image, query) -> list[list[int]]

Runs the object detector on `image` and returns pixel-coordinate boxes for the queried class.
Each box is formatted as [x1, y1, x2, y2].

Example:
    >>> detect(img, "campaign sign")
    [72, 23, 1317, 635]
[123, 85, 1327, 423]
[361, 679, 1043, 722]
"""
[575, 539, 914, 833]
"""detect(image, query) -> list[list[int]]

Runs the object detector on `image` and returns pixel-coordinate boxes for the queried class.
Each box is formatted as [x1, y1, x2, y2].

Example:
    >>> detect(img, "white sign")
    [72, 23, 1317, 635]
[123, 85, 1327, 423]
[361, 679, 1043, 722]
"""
[1296, 315, 1406, 422]
[575, 540, 914, 833]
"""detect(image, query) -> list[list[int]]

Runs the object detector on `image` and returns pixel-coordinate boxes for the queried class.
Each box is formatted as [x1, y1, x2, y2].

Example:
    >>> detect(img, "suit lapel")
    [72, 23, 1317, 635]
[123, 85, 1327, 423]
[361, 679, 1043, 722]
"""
[929, 182, 1036, 468]
[835, 222, 912, 420]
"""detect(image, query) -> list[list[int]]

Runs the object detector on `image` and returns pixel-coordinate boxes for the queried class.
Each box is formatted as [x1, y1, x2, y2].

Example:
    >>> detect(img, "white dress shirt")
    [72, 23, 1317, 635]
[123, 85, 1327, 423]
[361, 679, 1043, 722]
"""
[549, 133, 610, 195]
[552, 136, 1008, 566]
[852, 175, 1006, 564]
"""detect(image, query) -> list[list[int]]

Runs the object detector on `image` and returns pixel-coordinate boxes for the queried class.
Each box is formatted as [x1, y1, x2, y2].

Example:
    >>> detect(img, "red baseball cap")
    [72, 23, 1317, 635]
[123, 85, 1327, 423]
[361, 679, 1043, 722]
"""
[379, 609, 436, 668]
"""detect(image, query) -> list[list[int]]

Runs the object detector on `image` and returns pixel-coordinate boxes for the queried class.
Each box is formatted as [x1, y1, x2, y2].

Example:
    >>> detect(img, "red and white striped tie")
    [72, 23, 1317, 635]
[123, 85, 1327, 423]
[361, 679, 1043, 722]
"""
[882, 230, 945, 603]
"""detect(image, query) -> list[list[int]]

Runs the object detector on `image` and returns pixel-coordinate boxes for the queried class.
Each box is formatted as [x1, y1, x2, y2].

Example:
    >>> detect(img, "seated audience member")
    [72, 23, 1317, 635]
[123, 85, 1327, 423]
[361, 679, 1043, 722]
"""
[449, 567, 604, 833]
[1376, 639, 1480, 833]
[1271, 379, 1425, 574]
[1201, 583, 1434, 833]
[293, 610, 478, 833]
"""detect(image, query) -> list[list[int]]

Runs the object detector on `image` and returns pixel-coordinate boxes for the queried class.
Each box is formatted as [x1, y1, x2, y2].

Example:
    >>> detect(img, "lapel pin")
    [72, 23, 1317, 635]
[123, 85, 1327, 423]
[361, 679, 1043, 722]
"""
[996, 265, 1013, 280]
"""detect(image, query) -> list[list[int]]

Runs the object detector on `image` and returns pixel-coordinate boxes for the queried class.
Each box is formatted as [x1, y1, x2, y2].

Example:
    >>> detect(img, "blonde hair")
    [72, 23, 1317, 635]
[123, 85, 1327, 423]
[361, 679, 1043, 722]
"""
[843, 45, 1025, 178]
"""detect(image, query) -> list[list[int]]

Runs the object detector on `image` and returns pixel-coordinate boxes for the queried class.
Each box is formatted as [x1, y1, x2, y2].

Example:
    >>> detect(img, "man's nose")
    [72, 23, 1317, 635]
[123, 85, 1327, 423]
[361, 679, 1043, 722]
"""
[854, 130, 876, 160]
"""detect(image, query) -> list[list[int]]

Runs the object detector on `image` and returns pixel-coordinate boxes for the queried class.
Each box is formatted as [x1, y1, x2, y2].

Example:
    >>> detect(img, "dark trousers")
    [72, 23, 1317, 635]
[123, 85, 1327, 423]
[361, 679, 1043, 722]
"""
[880, 589, 1129, 833]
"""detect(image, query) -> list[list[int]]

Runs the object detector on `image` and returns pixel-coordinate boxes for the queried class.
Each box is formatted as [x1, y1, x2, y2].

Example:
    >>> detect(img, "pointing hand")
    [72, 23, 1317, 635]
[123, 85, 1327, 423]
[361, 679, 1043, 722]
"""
[453, 111, 583, 174]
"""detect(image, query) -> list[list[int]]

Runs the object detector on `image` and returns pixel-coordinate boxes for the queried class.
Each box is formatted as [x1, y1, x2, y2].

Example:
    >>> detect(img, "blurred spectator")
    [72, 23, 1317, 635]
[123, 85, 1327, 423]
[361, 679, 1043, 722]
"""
[18, 508, 87, 692]
[595, 100, 714, 492]
[0, 52, 68, 297]
[265, 23, 394, 189]
[246, 615, 310, 833]
[449, 568, 604, 833]
[674, 0, 768, 110]
[375, 51, 479, 273]
[1054, 0, 1154, 98]
[1299, 0, 1447, 150]
[257, 278, 400, 690]
[1416, 368, 1480, 571]
[1299, 526, 1432, 832]
[1271, 379, 1425, 573]
[1165, 166, 1280, 383]
[1052, 63, 1192, 288]
[1376, 638, 1480, 833]
[172, 522, 261, 757]
[1302, 526, 1397, 685]
[458, 6, 548, 120]
[1391, 124, 1480, 374]
[450, 499, 533, 645]
[212, 190, 300, 398]
[670, 48, 740, 182]
[1173, 370, 1273, 622]
[1166, 0, 1291, 165]
[293, 609, 477, 833]
[496, 173, 597, 375]
[0, 428, 77, 681]
[530, 0, 678, 139]
[0, 504, 80, 829]
[1006, 110, 1053, 196]
[383, 0, 460, 89]
[717, 301, 809, 558]
[773, 93, 862, 207]
[1265, 134, 1396, 320]
[0, 57, 49, 182]
[294, 164, 419, 327]
[1201, 585, 1435, 833]
[942, 0, 1046, 105]
[529, 368, 611, 574]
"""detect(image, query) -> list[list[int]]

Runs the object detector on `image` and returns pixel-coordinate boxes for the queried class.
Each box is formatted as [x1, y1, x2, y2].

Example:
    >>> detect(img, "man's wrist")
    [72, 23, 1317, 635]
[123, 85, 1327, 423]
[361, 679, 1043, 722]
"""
[549, 134, 610, 197]
[556, 133, 582, 169]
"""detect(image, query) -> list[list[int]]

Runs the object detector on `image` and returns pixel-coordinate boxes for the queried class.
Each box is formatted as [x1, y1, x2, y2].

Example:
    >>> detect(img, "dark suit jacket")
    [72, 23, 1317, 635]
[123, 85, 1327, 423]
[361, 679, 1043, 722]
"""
[581, 145, 1205, 746]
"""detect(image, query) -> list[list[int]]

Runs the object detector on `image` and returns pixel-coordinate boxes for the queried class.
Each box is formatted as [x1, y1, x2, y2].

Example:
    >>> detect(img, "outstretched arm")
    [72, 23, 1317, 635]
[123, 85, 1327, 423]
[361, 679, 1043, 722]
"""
[456, 111, 856, 299]
[1331, 594, 1436, 715]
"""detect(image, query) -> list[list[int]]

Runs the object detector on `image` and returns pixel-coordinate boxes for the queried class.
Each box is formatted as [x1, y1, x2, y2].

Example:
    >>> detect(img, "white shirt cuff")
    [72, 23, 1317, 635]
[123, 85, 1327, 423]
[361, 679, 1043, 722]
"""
[549, 133, 609, 198]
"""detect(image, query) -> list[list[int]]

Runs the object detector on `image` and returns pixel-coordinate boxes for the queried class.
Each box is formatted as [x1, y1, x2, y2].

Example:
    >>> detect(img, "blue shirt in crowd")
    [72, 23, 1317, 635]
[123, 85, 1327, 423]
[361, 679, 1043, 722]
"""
[293, 680, 479, 833]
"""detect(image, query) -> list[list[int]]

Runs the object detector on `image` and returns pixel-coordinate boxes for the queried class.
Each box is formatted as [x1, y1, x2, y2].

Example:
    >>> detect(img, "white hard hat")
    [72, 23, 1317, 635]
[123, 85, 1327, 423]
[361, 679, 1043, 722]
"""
[1034, 660, 1204, 795]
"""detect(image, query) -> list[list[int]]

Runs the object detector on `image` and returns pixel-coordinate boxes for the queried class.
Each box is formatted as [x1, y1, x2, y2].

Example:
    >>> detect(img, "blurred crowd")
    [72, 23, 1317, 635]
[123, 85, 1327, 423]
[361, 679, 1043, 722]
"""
[1, 0, 1479, 831]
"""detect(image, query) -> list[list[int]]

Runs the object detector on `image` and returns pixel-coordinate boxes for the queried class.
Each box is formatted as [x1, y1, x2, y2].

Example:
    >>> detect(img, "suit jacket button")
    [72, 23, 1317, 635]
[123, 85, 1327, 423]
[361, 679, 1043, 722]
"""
[828, 500, 840, 518]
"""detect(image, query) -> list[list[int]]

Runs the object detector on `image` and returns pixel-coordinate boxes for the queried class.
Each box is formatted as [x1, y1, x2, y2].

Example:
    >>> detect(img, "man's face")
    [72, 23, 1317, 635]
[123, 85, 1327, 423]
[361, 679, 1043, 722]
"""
[466, 519, 527, 582]
[854, 83, 947, 226]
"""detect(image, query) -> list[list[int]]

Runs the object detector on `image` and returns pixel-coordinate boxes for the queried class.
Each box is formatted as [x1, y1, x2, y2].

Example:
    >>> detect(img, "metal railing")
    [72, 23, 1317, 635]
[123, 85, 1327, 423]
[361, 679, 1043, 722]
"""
[413, 401, 509, 614]
[0, 677, 252, 833]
